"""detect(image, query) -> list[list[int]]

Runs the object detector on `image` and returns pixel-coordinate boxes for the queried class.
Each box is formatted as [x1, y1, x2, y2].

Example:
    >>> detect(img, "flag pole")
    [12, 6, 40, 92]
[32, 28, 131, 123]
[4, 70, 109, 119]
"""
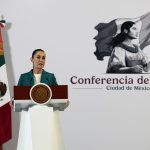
[0, 16, 4, 150]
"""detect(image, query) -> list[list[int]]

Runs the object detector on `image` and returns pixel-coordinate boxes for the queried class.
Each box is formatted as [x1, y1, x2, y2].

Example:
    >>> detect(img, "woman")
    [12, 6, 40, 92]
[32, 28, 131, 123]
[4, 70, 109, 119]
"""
[107, 21, 150, 73]
[17, 49, 67, 150]
[18, 49, 58, 86]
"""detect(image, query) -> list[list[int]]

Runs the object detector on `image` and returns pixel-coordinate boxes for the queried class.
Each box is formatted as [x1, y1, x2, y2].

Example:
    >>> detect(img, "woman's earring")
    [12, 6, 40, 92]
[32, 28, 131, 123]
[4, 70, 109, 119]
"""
[124, 29, 128, 34]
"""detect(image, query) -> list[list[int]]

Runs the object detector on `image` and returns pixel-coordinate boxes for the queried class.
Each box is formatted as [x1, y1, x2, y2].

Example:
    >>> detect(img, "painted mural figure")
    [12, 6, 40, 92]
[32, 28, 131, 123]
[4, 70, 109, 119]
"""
[107, 21, 150, 73]
[94, 13, 150, 74]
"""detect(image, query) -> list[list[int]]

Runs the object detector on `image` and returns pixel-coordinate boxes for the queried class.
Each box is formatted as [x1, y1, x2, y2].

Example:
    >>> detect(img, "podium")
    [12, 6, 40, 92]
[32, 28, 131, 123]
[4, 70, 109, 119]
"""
[14, 85, 68, 112]
[14, 84, 68, 150]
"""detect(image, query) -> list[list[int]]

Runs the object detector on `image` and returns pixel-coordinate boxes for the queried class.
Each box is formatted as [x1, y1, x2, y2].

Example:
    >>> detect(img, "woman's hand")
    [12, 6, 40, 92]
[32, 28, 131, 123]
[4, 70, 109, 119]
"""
[131, 65, 143, 73]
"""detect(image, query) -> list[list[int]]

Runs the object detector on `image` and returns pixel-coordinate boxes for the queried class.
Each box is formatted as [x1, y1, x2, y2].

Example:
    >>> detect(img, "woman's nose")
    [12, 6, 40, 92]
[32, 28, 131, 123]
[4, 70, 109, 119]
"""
[39, 58, 44, 61]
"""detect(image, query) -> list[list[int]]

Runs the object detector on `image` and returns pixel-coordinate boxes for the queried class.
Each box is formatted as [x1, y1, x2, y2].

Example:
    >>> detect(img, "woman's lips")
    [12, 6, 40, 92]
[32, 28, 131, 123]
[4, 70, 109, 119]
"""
[39, 63, 44, 66]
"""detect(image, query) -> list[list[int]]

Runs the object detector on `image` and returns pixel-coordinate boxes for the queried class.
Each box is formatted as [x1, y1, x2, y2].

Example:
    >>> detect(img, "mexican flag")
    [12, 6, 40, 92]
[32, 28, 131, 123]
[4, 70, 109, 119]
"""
[0, 21, 12, 145]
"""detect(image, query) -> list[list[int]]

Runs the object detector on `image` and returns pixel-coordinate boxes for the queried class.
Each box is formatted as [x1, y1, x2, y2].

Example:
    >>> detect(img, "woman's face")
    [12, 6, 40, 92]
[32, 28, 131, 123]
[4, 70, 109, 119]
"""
[128, 24, 139, 39]
[31, 51, 46, 70]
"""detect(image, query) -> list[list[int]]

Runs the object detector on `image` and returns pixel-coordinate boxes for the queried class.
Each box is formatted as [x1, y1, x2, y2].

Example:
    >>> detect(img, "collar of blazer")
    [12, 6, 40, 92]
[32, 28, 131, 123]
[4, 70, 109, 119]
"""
[28, 69, 48, 84]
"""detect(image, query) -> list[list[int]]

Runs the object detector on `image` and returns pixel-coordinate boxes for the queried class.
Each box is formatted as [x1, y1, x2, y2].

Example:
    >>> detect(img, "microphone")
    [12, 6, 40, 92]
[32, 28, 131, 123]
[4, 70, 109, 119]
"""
[30, 78, 33, 84]
[46, 78, 49, 83]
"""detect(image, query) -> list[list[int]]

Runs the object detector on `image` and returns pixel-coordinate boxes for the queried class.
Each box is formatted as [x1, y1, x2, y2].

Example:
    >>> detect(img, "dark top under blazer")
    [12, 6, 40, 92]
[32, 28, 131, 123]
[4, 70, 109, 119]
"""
[17, 69, 58, 86]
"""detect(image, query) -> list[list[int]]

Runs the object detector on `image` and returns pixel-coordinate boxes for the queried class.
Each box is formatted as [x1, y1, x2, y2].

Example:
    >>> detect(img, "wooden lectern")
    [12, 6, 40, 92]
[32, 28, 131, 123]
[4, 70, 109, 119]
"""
[14, 85, 68, 112]
[15, 84, 68, 150]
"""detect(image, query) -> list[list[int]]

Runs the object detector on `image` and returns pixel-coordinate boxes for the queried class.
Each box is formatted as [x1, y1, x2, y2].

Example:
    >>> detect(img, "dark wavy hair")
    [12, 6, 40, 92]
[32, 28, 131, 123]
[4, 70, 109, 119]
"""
[111, 21, 135, 48]
[32, 49, 45, 58]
